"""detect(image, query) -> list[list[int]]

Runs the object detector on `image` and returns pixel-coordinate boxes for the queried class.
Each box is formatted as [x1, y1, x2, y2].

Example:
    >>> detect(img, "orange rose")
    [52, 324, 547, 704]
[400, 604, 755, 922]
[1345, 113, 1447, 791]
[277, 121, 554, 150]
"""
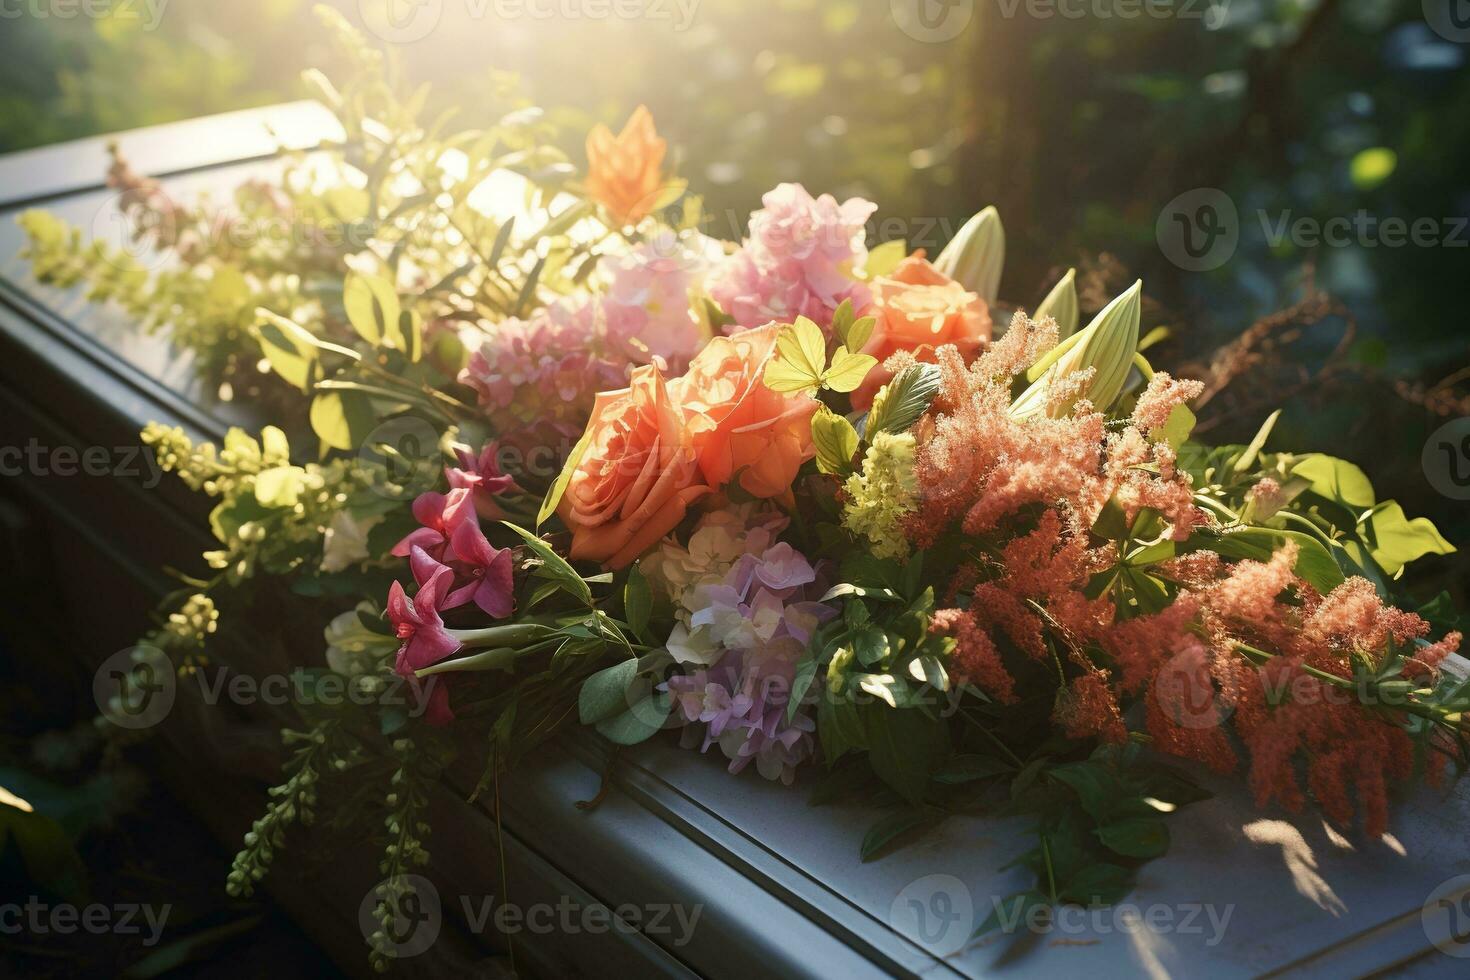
[853, 252, 992, 408]
[585, 105, 667, 228]
[673, 325, 819, 500]
[558, 364, 710, 569]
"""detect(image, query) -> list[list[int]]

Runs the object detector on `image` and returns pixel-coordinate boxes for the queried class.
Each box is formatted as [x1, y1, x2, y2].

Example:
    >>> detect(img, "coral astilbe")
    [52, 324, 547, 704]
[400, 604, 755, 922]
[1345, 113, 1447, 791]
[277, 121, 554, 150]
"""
[1113, 542, 1462, 837]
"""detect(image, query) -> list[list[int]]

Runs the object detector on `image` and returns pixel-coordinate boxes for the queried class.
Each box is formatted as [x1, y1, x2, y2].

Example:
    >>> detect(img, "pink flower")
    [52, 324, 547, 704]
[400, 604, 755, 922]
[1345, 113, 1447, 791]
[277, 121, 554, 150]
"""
[708, 183, 876, 331]
[388, 554, 462, 725]
[600, 233, 723, 372]
[459, 301, 628, 452]
[407, 518, 516, 620]
[392, 489, 474, 562]
[446, 443, 519, 520]
[444, 521, 515, 618]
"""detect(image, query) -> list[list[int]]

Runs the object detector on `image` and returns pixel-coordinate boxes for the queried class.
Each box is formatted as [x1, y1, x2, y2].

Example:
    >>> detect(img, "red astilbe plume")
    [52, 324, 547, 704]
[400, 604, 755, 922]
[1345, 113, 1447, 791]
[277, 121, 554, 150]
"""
[1190, 555, 1460, 837]
[1057, 669, 1128, 744]
[931, 607, 1017, 704]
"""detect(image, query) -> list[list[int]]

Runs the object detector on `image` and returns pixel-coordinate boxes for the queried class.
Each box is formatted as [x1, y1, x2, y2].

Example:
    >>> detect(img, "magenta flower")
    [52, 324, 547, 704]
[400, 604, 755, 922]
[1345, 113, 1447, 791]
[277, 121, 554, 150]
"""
[388, 554, 461, 674]
[388, 552, 464, 726]
[444, 520, 515, 618]
[392, 489, 473, 561]
[445, 443, 519, 520]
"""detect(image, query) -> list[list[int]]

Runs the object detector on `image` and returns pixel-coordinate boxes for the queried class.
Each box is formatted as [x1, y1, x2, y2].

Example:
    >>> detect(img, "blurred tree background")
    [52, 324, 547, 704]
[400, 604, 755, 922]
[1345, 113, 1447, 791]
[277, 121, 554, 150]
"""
[1, 0, 1465, 595]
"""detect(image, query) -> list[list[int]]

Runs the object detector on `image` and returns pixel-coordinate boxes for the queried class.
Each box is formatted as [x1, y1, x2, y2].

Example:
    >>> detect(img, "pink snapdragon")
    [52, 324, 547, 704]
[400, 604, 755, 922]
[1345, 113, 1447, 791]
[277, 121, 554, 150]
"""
[708, 183, 876, 331]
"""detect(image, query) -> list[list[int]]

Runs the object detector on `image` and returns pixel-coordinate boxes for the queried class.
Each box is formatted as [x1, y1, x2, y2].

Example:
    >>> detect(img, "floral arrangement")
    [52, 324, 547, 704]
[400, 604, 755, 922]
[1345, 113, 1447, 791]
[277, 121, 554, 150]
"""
[21, 10, 1468, 970]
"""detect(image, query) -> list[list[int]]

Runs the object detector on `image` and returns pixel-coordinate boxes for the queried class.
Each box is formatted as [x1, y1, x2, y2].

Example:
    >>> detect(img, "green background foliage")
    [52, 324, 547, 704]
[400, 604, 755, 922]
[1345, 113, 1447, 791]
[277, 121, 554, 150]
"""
[2, 0, 1465, 593]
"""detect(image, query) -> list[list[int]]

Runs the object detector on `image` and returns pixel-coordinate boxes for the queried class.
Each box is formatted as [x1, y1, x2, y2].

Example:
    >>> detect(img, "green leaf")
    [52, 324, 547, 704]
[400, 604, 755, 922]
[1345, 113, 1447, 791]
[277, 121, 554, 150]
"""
[765, 318, 828, 394]
[866, 362, 941, 437]
[1232, 409, 1281, 472]
[1292, 454, 1376, 510]
[830, 298, 856, 345]
[578, 658, 637, 725]
[623, 564, 653, 642]
[846, 316, 876, 354]
[811, 406, 859, 476]
[852, 628, 891, 667]
[860, 808, 936, 862]
[309, 390, 376, 453]
[861, 239, 906, 280]
[1361, 501, 1456, 576]
[1096, 817, 1170, 858]
[503, 522, 594, 606]
[538, 422, 594, 527]
[254, 309, 319, 393]
[1201, 526, 1345, 594]
[818, 693, 867, 764]
[595, 691, 670, 745]
[823, 347, 878, 393]
[1060, 864, 1133, 905]
[1149, 403, 1195, 450]
[342, 271, 402, 348]
[1047, 762, 1113, 820]
[933, 754, 1011, 785]
[862, 704, 950, 805]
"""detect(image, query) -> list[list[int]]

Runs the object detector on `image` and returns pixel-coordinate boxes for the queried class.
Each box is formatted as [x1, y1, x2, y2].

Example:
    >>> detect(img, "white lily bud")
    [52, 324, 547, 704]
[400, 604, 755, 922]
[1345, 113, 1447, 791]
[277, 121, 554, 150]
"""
[933, 205, 1004, 303]
[1035, 268, 1079, 340]
[1010, 280, 1142, 420]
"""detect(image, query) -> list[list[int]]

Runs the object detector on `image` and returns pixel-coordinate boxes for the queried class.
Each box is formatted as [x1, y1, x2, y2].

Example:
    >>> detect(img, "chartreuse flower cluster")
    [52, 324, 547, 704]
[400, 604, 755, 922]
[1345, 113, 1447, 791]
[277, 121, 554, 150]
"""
[20, 12, 1466, 971]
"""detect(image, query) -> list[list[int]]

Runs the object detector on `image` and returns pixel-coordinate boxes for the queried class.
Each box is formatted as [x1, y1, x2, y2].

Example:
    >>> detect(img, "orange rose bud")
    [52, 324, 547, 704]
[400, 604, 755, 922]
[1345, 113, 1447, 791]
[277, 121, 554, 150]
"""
[673, 324, 819, 500]
[852, 251, 992, 409]
[585, 105, 667, 228]
[558, 364, 710, 569]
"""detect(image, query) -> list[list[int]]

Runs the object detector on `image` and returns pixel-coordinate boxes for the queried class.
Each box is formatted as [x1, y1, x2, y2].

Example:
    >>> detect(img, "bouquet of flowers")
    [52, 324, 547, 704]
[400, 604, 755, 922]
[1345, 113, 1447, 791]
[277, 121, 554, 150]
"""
[22, 9, 1467, 971]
